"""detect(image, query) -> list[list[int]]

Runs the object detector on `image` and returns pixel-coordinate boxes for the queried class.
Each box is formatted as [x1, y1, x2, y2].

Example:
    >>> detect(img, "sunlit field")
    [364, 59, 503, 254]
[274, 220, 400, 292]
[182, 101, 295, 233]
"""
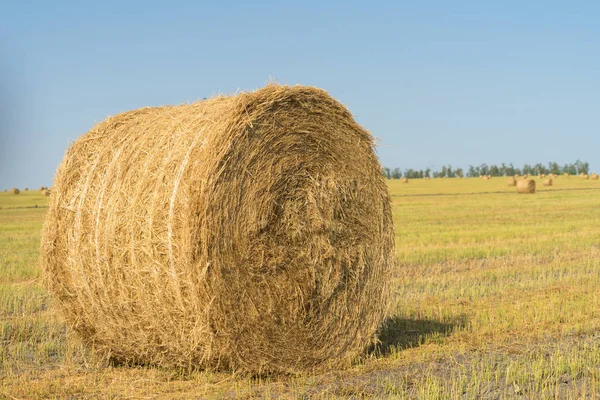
[2, 176, 600, 399]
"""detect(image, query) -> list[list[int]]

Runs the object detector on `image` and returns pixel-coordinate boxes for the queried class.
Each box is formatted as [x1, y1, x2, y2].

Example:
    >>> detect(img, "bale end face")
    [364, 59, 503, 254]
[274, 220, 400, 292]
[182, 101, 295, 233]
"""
[11, 188, 20, 195]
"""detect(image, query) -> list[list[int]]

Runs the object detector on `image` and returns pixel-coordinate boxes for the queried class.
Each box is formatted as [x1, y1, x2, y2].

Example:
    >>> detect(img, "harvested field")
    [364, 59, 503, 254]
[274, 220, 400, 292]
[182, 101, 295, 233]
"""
[2, 177, 600, 398]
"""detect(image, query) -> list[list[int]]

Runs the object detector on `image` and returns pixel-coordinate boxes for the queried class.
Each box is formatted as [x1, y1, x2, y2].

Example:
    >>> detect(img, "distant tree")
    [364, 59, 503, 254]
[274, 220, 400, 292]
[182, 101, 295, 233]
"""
[382, 167, 391, 179]
[468, 165, 477, 178]
[548, 162, 561, 175]
[455, 168, 464, 178]
[391, 168, 402, 179]
[479, 164, 489, 176]
[575, 160, 589, 175]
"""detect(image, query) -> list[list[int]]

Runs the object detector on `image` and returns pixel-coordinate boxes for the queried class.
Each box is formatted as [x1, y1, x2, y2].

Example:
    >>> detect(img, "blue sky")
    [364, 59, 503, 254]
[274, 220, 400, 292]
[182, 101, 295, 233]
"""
[1, 1, 599, 188]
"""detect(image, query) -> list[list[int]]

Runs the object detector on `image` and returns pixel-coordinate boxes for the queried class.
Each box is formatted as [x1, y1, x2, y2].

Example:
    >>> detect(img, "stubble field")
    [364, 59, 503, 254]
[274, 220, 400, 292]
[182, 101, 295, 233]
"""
[1, 176, 599, 399]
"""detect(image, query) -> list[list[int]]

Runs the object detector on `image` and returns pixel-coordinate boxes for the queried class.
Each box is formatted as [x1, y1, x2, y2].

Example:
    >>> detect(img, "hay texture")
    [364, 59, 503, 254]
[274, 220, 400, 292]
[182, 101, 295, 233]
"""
[40, 84, 394, 374]
[517, 179, 536, 194]
[591, 174, 599, 180]
[543, 179, 553, 186]
[11, 188, 20, 195]
[401, 178, 408, 183]
[507, 178, 516, 186]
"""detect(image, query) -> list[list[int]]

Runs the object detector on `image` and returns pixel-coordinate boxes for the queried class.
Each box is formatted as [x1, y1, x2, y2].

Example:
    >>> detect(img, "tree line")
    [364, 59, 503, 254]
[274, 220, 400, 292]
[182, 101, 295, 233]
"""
[382, 160, 590, 179]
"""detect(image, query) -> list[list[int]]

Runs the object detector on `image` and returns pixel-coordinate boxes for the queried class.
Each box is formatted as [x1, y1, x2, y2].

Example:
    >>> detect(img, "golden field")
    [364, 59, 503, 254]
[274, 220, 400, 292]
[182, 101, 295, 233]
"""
[1, 176, 599, 399]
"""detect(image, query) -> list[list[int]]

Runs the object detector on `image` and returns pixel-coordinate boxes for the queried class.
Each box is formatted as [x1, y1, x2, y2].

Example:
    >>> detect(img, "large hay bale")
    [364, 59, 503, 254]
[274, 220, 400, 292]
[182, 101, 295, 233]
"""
[507, 178, 516, 186]
[517, 179, 536, 194]
[11, 188, 20, 195]
[543, 178, 553, 186]
[40, 85, 394, 374]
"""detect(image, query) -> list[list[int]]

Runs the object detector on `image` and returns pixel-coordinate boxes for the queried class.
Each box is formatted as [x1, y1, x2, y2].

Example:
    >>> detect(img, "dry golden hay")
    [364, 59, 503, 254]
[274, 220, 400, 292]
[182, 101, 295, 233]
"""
[11, 188, 20, 195]
[42, 189, 51, 196]
[516, 179, 536, 194]
[543, 178, 553, 186]
[523, 174, 529, 179]
[401, 177, 408, 183]
[39, 186, 47, 191]
[591, 174, 599, 180]
[507, 178, 516, 186]
[564, 173, 569, 177]
[582, 174, 589, 179]
[40, 84, 395, 375]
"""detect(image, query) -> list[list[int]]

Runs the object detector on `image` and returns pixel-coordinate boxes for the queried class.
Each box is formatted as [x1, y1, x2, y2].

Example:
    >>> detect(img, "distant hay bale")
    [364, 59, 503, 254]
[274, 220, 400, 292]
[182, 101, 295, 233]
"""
[582, 174, 589, 179]
[507, 178, 516, 186]
[42, 189, 51, 196]
[401, 178, 408, 183]
[564, 173, 569, 177]
[543, 179, 553, 186]
[523, 174, 529, 179]
[40, 84, 395, 374]
[39, 186, 47, 191]
[517, 179, 536, 194]
[23, 187, 29, 191]
[11, 188, 20, 195]
[591, 174, 599, 180]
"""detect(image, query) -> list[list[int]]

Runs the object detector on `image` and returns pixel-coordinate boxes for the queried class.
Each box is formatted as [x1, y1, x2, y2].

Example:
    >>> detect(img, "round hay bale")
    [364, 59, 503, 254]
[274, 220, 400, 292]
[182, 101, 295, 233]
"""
[401, 178, 408, 183]
[516, 179, 536, 194]
[11, 188, 20, 195]
[591, 174, 599, 180]
[23, 187, 29, 191]
[40, 84, 395, 374]
[42, 189, 51, 196]
[582, 174, 589, 179]
[39, 186, 47, 191]
[543, 178, 553, 186]
[507, 178, 516, 186]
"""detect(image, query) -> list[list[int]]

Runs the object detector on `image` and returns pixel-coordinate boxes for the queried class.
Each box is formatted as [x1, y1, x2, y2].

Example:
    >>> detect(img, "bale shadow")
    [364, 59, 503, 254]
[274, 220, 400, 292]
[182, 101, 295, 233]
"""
[370, 314, 468, 357]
